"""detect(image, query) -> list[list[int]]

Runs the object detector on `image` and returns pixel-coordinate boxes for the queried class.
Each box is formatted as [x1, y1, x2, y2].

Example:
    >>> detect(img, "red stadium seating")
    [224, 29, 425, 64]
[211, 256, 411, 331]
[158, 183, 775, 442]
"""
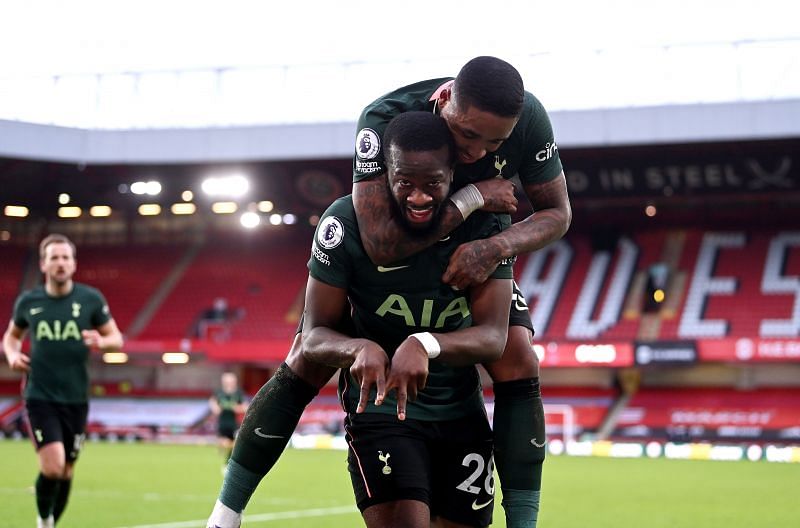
[75, 244, 185, 334]
[140, 230, 308, 340]
[612, 387, 800, 444]
[0, 244, 30, 315]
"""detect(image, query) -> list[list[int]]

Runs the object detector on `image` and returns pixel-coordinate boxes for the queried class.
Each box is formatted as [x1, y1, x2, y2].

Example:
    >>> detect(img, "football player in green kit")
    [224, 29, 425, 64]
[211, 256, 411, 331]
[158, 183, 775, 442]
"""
[207, 56, 570, 528]
[3, 234, 124, 528]
[209, 372, 247, 469]
[349, 56, 571, 527]
[306, 110, 511, 527]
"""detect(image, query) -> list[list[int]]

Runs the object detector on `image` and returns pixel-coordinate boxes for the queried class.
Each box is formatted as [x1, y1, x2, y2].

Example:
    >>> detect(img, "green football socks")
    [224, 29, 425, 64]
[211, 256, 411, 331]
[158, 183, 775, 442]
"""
[492, 378, 545, 527]
[502, 489, 541, 528]
[219, 460, 263, 514]
[218, 363, 320, 512]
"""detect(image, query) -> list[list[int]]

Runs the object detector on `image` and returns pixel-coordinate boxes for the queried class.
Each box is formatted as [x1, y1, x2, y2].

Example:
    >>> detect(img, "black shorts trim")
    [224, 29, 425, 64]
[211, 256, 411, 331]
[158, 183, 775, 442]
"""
[509, 280, 534, 333]
[25, 399, 88, 462]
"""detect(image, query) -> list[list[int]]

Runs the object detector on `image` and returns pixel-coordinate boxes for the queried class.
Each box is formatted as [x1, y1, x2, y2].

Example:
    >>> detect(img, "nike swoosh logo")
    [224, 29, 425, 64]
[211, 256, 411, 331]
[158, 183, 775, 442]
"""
[439, 236, 451, 242]
[531, 438, 546, 448]
[471, 498, 494, 510]
[377, 265, 410, 272]
[29, 307, 44, 315]
[254, 428, 285, 439]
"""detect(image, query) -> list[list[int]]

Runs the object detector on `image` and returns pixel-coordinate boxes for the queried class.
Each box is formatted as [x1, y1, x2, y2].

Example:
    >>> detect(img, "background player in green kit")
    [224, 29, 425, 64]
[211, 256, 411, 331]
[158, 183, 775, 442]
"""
[2, 234, 124, 528]
[206, 56, 570, 528]
[302, 111, 512, 528]
[209, 372, 247, 468]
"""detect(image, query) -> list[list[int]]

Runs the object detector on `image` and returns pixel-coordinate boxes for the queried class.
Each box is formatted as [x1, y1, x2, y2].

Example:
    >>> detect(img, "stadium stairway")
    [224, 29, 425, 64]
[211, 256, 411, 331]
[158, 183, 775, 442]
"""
[593, 391, 635, 441]
[125, 240, 204, 338]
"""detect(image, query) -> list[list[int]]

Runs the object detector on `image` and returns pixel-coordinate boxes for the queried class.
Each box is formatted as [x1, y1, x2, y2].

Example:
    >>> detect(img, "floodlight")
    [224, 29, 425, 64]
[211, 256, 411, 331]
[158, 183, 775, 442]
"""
[90, 206, 112, 217]
[171, 203, 196, 215]
[58, 206, 82, 218]
[240, 211, 260, 228]
[102, 352, 129, 364]
[138, 204, 161, 216]
[201, 174, 250, 198]
[4, 205, 29, 218]
[162, 352, 190, 364]
[212, 202, 238, 214]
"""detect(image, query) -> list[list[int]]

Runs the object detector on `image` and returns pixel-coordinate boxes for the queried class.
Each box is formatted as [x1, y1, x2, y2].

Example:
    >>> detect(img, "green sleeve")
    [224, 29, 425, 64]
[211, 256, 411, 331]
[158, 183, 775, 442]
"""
[516, 93, 563, 186]
[11, 293, 29, 329]
[90, 288, 112, 327]
[307, 196, 357, 289]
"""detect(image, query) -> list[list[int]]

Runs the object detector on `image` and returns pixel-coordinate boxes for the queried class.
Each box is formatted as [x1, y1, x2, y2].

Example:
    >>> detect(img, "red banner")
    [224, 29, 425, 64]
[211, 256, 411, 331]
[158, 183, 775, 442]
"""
[699, 338, 800, 363]
[536, 342, 634, 368]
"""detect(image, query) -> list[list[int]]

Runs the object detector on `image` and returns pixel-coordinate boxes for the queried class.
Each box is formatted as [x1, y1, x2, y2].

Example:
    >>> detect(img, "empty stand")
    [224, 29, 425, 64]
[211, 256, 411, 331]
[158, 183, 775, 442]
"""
[516, 229, 800, 342]
[613, 387, 800, 443]
[140, 230, 310, 340]
[0, 244, 30, 314]
[76, 244, 186, 334]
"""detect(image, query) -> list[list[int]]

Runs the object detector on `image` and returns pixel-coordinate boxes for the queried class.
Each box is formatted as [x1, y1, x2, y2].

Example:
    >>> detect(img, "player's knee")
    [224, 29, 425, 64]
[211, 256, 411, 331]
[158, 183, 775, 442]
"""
[41, 461, 66, 479]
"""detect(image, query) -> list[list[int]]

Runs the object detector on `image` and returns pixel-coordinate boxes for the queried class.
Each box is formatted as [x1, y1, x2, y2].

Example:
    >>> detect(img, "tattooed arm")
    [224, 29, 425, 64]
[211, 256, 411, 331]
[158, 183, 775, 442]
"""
[353, 174, 518, 266]
[442, 171, 572, 289]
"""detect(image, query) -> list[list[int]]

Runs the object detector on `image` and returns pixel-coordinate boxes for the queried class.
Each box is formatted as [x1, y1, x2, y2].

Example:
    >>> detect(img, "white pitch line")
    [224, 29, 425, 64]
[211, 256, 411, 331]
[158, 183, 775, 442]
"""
[118, 504, 358, 528]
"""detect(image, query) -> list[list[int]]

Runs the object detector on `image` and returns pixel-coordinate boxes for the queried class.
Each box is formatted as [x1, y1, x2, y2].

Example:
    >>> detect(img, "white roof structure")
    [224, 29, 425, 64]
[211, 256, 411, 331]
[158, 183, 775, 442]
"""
[1, 0, 798, 162]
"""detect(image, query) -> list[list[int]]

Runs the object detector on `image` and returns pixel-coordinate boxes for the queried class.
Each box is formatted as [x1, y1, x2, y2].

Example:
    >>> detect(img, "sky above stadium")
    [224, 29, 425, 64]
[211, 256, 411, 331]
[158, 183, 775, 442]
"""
[1, 0, 798, 128]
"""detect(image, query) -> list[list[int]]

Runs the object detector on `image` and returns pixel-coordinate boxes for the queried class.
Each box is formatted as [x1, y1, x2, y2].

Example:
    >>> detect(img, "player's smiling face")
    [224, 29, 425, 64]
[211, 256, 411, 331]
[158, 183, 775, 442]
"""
[386, 144, 453, 231]
[439, 92, 518, 165]
[40, 241, 76, 286]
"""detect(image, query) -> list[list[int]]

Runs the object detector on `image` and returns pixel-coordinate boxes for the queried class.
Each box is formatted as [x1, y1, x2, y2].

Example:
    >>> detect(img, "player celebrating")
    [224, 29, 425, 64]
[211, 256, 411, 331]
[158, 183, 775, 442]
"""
[303, 111, 512, 527]
[3, 234, 123, 528]
[207, 56, 570, 528]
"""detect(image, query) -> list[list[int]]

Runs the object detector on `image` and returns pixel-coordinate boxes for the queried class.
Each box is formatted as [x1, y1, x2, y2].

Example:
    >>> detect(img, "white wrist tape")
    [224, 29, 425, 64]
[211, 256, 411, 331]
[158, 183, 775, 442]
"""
[410, 332, 441, 359]
[449, 184, 484, 220]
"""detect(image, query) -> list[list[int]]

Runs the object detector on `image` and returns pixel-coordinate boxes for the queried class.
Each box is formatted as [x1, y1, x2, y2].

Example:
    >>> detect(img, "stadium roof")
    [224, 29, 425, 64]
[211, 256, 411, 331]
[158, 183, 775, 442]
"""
[1, 0, 798, 130]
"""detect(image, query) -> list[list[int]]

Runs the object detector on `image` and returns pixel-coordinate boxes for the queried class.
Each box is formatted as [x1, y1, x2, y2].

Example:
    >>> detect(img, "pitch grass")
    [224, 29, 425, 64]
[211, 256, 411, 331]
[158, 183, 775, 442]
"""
[1, 439, 798, 528]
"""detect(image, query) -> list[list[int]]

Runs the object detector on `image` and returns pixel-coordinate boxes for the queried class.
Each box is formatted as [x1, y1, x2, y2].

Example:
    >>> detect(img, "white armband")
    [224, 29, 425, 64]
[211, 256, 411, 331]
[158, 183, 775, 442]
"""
[410, 332, 441, 359]
[449, 184, 484, 220]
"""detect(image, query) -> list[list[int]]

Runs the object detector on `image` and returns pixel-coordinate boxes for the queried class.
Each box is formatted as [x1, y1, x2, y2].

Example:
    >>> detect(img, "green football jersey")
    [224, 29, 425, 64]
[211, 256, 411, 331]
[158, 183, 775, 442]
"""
[12, 283, 112, 404]
[308, 196, 513, 421]
[353, 77, 563, 186]
[213, 388, 244, 429]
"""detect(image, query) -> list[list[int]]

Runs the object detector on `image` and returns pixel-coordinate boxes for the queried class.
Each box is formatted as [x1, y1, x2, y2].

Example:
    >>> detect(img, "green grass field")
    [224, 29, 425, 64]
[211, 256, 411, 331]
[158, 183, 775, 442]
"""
[1, 439, 798, 527]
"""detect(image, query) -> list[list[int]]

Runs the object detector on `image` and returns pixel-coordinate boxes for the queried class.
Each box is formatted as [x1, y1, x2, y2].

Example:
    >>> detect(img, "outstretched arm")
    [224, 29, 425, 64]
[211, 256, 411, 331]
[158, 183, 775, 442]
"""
[301, 276, 390, 413]
[443, 171, 571, 289]
[353, 175, 518, 265]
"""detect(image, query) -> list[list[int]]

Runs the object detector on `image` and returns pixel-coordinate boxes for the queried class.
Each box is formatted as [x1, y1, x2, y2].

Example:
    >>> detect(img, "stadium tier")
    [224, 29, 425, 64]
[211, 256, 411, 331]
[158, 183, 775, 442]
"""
[613, 387, 800, 443]
[76, 244, 186, 333]
[517, 229, 800, 343]
[140, 231, 307, 341]
[1, 203, 798, 447]
[0, 244, 29, 316]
